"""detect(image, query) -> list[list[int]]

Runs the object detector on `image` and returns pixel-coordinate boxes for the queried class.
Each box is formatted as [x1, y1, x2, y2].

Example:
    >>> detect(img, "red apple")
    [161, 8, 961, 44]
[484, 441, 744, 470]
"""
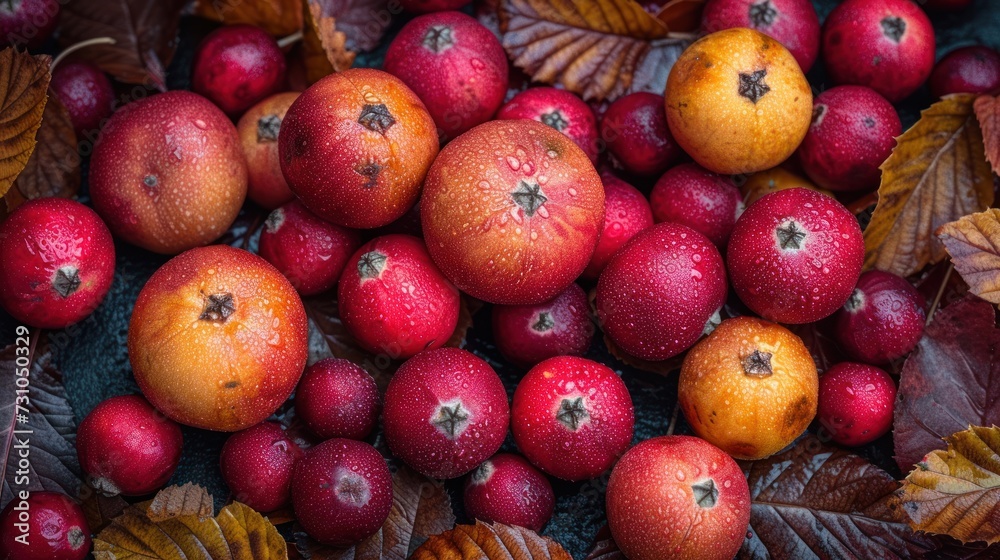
[422, 119, 605, 305]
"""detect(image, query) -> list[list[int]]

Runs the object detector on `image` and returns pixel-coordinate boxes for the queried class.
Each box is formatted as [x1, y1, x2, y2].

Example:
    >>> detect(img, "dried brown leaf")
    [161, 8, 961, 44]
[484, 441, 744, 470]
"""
[893, 295, 1000, 472]
[59, 0, 187, 90]
[938, 209, 1000, 304]
[584, 526, 625, 560]
[303, 0, 354, 84]
[974, 94, 1000, 174]
[864, 94, 994, 277]
[312, 0, 395, 53]
[899, 426, 1000, 544]
[498, 0, 689, 102]
[94, 487, 288, 559]
[296, 466, 455, 560]
[147, 482, 214, 522]
[80, 486, 128, 534]
[193, 0, 304, 37]
[0, 49, 50, 198]
[9, 91, 80, 210]
[738, 435, 937, 560]
[0, 340, 82, 510]
[655, 0, 706, 32]
[410, 520, 572, 560]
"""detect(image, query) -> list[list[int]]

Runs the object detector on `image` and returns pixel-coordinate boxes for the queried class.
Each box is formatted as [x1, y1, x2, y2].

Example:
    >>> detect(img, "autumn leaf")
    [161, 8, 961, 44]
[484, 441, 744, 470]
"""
[312, 0, 395, 53]
[59, 0, 187, 90]
[296, 466, 455, 559]
[894, 295, 1000, 472]
[0, 49, 50, 199]
[411, 521, 573, 560]
[0, 338, 83, 510]
[899, 426, 1000, 544]
[193, 0, 304, 38]
[974, 94, 1000, 174]
[302, 0, 354, 84]
[738, 435, 937, 560]
[938, 209, 1000, 304]
[80, 485, 128, 534]
[864, 94, 994, 277]
[7, 91, 80, 212]
[498, 0, 690, 101]
[147, 483, 215, 522]
[584, 526, 625, 560]
[94, 487, 288, 559]
[655, 0, 706, 32]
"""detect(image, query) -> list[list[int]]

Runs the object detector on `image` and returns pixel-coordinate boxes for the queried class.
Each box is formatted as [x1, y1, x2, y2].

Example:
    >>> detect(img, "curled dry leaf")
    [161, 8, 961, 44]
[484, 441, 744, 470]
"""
[296, 466, 455, 560]
[899, 426, 1000, 545]
[59, 0, 187, 90]
[864, 94, 994, 277]
[7, 91, 80, 213]
[94, 487, 288, 559]
[80, 485, 128, 534]
[410, 520, 573, 560]
[147, 482, 215, 522]
[938, 208, 1000, 304]
[974, 94, 1000, 174]
[893, 295, 1000, 473]
[655, 0, 707, 32]
[312, 0, 395, 53]
[0, 49, 50, 199]
[193, 0, 303, 38]
[738, 435, 937, 560]
[0, 339, 83, 510]
[303, 0, 354, 84]
[584, 526, 625, 560]
[498, 0, 689, 102]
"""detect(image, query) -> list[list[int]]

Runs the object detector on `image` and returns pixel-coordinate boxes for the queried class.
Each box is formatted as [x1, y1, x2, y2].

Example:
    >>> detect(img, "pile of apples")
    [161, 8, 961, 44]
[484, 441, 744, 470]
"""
[0, 0, 997, 558]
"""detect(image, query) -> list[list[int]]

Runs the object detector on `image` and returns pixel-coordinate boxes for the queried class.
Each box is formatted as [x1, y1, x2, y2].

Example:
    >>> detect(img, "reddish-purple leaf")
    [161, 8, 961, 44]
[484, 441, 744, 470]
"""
[893, 294, 1000, 472]
[738, 436, 937, 560]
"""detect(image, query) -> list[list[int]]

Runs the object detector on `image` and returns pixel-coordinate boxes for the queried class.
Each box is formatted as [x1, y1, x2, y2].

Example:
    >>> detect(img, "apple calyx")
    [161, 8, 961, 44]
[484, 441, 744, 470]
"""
[257, 114, 282, 142]
[432, 401, 470, 439]
[357, 250, 388, 279]
[53, 266, 81, 298]
[557, 397, 589, 431]
[532, 311, 555, 332]
[200, 293, 235, 322]
[423, 25, 454, 53]
[742, 349, 774, 376]
[359, 103, 396, 135]
[738, 69, 771, 103]
[691, 479, 719, 508]
[511, 181, 547, 217]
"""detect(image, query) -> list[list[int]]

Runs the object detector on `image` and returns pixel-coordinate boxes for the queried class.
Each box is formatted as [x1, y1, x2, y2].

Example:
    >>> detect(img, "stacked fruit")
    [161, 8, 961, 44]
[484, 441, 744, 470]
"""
[0, 0, 996, 558]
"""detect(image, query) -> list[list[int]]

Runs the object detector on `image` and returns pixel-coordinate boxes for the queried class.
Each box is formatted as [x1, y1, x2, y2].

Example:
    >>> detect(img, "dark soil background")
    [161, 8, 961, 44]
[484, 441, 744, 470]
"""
[1, 1, 999, 558]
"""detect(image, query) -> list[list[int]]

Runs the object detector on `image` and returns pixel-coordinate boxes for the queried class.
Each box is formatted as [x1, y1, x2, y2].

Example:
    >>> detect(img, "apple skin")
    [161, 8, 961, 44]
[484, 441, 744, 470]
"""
[89, 90, 247, 255]
[50, 61, 115, 138]
[237, 92, 300, 210]
[511, 356, 634, 481]
[383, 11, 508, 140]
[422, 119, 605, 305]
[279, 68, 439, 229]
[497, 87, 599, 163]
[0, 0, 59, 49]
[582, 174, 654, 280]
[596, 222, 727, 361]
[0, 198, 115, 329]
[606, 435, 751, 560]
[128, 245, 308, 432]
[0, 491, 90, 560]
[191, 24, 287, 118]
[822, 0, 936, 103]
